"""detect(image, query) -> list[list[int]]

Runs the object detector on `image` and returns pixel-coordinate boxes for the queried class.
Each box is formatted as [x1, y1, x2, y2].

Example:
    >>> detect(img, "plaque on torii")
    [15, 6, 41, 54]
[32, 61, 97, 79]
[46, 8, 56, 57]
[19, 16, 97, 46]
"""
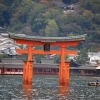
[8, 32, 86, 85]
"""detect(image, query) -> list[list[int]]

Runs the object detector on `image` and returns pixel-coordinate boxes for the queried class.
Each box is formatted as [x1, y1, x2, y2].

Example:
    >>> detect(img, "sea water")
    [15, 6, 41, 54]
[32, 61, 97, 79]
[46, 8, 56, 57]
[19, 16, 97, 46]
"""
[0, 75, 100, 100]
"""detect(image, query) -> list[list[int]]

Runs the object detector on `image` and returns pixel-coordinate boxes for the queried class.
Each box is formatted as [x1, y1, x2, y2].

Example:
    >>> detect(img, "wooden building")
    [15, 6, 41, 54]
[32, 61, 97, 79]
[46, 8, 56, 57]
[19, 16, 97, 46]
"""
[0, 58, 59, 75]
[0, 58, 99, 76]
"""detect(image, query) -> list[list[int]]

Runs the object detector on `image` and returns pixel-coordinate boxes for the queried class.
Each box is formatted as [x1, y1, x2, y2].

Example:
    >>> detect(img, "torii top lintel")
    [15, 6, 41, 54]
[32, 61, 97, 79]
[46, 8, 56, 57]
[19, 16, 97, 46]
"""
[8, 32, 86, 46]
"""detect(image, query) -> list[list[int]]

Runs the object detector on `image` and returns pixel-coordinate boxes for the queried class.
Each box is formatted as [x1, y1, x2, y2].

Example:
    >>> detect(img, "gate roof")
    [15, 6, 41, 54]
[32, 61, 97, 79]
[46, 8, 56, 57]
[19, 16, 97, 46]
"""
[8, 32, 86, 42]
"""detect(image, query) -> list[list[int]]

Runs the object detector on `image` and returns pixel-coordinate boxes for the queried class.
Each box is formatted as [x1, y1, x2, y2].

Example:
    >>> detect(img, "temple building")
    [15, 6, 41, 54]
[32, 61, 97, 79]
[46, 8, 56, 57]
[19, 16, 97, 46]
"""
[0, 57, 99, 76]
[0, 27, 20, 57]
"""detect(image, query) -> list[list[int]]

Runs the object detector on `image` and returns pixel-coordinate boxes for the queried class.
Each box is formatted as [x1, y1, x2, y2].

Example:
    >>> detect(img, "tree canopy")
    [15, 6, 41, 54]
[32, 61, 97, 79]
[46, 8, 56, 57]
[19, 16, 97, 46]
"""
[74, 49, 89, 65]
[0, 0, 100, 51]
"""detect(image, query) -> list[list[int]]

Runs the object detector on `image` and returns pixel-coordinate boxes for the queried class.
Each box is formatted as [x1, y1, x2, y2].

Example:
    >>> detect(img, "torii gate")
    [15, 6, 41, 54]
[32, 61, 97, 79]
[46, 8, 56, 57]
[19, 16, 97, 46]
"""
[9, 32, 86, 85]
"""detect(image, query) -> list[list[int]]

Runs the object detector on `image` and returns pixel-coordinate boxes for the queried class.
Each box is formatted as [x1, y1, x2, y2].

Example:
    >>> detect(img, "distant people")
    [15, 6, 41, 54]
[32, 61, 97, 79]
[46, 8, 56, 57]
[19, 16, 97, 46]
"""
[96, 80, 99, 83]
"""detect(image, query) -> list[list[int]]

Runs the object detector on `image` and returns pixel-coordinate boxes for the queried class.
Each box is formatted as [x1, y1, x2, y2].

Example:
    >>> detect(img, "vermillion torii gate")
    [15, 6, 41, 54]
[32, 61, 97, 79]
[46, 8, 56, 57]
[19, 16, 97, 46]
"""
[9, 32, 86, 85]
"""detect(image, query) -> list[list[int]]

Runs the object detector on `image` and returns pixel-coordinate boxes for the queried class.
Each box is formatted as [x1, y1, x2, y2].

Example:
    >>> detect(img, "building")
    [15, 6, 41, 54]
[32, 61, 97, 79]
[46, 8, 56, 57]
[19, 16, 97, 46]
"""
[88, 52, 100, 65]
[0, 58, 99, 76]
[89, 56, 100, 65]
[0, 58, 58, 75]
[0, 27, 20, 57]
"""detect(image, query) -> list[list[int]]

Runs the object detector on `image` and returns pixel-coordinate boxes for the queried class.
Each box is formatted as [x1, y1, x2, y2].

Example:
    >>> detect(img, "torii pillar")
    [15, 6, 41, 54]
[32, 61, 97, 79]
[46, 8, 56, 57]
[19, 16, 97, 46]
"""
[59, 46, 70, 85]
[23, 45, 34, 84]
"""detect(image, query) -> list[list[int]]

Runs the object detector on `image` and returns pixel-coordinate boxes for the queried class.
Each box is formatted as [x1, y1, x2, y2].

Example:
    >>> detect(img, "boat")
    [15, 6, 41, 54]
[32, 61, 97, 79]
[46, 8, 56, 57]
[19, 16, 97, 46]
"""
[88, 82, 100, 86]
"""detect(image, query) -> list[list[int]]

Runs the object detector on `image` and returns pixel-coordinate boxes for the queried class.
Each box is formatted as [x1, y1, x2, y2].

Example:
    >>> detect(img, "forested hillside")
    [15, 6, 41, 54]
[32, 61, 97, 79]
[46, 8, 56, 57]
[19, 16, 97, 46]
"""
[0, 0, 100, 52]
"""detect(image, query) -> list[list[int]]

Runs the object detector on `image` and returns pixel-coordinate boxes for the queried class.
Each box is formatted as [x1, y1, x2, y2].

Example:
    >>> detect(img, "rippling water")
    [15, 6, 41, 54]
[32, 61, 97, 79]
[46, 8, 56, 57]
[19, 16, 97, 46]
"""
[0, 75, 100, 100]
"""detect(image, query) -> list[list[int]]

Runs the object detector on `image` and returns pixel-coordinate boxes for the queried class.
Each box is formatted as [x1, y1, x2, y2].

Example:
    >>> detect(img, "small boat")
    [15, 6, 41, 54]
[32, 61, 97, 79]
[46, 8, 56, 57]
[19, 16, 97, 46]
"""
[88, 82, 100, 86]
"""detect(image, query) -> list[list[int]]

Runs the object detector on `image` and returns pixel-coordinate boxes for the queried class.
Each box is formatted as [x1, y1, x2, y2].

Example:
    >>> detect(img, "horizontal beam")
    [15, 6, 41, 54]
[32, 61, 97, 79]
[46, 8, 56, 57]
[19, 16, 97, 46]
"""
[33, 50, 77, 55]
[33, 50, 60, 54]
[16, 49, 77, 55]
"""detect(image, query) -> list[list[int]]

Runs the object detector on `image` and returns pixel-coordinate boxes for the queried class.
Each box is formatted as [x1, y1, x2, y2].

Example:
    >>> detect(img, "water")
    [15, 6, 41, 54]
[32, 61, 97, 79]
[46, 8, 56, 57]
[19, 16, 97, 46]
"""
[0, 75, 100, 100]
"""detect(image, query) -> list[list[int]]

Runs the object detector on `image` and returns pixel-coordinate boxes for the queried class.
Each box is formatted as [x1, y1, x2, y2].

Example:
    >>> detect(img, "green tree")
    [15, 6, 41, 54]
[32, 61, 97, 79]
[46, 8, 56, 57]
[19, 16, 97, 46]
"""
[10, 0, 35, 25]
[94, 13, 100, 25]
[71, 0, 79, 3]
[0, 0, 15, 6]
[60, 23, 83, 36]
[74, 49, 89, 65]
[54, 55, 69, 63]
[83, 0, 100, 13]
[0, 54, 8, 62]
[62, 0, 71, 4]
[54, 55, 60, 63]
[34, 54, 45, 63]
[45, 19, 59, 37]
[28, 2, 47, 33]
[0, 3, 7, 26]
[75, 14, 93, 30]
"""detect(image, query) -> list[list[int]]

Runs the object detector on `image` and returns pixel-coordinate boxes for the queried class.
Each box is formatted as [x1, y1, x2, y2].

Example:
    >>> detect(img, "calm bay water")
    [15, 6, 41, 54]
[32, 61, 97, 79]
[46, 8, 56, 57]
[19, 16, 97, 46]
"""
[0, 75, 100, 100]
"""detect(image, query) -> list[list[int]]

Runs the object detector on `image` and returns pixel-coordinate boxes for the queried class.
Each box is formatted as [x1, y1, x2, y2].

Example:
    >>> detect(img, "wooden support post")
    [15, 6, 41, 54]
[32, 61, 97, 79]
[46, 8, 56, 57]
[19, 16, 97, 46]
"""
[28, 45, 33, 61]
[59, 46, 65, 85]
[59, 85, 69, 97]
[23, 61, 34, 84]
[23, 45, 34, 84]
[59, 46, 70, 85]
[23, 61, 28, 84]
[23, 84, 32, 99]
[59, 61, 70, 85]
[65, 62, 70, 85]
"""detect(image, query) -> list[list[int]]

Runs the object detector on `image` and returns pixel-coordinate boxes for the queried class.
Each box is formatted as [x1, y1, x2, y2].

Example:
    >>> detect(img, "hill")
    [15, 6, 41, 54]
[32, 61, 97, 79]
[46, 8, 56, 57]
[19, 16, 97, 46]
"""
[0, 0, 100, 51]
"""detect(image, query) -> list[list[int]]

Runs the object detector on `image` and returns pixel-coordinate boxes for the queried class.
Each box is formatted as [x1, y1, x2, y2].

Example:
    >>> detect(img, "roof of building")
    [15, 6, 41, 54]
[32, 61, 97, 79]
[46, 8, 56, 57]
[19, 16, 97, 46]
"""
[0, 63, 59, 68]
[70, 65, 97, 70]
[96, 66, 100, 69]
[8, 32, 86, 42]
[0, 36, 20, 55]
[0, 58, 97, 70]
[0, 62, 97, 70]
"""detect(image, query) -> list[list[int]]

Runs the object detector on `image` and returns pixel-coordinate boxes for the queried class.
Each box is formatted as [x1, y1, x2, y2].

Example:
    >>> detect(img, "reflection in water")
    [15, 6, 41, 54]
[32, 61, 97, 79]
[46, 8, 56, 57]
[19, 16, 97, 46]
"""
[59, 85, 69, 100]
[22, 84, 33, 99]
[1, 75, 100, 100]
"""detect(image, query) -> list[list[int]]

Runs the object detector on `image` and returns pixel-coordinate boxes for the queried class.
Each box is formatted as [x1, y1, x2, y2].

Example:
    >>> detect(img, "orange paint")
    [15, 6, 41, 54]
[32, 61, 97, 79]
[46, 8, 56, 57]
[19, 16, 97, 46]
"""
[23, 61, 33, 84]
[10, 38, 83, 85]
[16, 49, 77, 55]
[23, 84, 32, 99]
[59, 85, 69, 100]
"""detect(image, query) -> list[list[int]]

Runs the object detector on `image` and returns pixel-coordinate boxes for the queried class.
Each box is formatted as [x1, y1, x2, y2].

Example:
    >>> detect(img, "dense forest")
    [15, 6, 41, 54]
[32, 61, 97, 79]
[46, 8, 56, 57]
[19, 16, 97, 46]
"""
[0, 0, 100, 52]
